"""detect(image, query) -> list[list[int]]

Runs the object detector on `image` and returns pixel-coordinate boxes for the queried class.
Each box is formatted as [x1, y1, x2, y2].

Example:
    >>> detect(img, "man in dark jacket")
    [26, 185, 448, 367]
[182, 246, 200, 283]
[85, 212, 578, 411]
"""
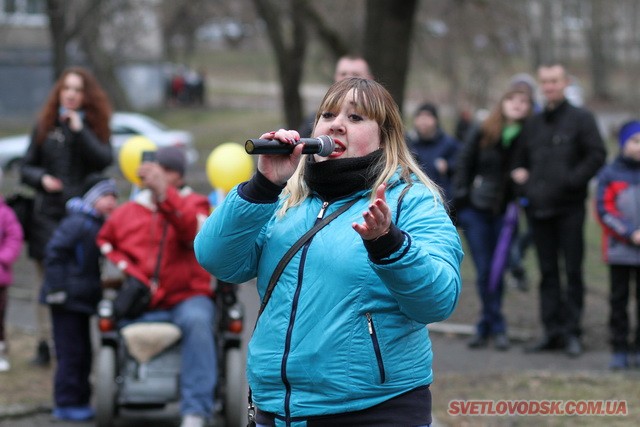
[511, 63, 607, 357]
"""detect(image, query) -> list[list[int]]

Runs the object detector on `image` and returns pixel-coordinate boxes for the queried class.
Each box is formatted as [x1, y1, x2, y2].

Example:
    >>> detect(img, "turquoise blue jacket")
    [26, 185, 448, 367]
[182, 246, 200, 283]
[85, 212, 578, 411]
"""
[195, 177, 463, 424]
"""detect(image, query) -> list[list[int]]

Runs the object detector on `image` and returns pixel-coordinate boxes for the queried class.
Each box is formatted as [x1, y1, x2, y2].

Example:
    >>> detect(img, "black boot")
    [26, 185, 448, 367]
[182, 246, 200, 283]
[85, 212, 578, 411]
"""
[30, 340, 51, 367]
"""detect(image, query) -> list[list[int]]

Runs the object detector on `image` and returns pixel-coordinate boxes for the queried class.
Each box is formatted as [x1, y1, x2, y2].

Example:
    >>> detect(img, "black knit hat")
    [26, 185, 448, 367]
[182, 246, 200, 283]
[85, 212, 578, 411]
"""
[415, 102, 439, 120]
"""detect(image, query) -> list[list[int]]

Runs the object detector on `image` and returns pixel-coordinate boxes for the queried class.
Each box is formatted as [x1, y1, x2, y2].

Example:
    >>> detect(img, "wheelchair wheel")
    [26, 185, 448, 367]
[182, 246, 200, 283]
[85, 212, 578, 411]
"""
[224, 347, 245, 427]
[96, 346, 117, 427]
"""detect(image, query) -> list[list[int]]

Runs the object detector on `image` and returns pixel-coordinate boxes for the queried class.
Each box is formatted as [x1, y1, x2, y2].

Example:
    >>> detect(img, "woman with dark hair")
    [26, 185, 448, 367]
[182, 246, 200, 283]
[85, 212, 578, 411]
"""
[20, 66, 113, 367]
[453, 84, 534, 351]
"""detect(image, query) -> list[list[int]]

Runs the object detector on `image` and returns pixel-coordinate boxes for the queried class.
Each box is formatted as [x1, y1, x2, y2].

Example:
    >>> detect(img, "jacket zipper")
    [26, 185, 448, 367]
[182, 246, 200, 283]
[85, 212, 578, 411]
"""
[282, 201, 329, 425]
[366, 312, 386, 383]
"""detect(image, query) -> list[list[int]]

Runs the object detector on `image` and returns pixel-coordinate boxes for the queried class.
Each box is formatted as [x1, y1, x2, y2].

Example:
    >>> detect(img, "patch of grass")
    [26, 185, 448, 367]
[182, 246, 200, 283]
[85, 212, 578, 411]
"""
[0, 326, 52, 411]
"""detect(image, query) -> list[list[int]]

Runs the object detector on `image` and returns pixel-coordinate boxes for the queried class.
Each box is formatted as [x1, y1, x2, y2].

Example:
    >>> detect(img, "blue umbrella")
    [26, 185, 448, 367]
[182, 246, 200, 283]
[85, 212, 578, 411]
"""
[489, 201, 520, 292]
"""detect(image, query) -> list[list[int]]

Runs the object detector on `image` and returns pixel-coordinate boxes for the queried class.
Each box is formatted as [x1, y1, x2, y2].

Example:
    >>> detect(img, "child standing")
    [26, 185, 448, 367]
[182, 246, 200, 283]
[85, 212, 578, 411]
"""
[0, 167, 25, 372]
[41, 175, 118, 420]
[596, 120, 640, 370]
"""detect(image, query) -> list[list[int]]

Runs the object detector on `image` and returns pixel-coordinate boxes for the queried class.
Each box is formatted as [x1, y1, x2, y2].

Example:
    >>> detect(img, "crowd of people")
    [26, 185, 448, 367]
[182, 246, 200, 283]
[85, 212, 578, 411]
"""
[0, 56, 637, 427]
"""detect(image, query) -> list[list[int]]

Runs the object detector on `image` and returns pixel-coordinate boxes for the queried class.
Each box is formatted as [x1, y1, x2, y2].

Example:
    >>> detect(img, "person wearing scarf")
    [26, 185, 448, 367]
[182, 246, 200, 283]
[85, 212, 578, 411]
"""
[452, 84, 534, 351]
[195, 78, 462, 427]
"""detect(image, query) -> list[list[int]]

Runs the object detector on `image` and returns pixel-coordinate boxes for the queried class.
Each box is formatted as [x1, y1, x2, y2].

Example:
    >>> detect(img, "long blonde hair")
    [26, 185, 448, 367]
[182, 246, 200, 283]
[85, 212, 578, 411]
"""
[279, 78, 441, 215]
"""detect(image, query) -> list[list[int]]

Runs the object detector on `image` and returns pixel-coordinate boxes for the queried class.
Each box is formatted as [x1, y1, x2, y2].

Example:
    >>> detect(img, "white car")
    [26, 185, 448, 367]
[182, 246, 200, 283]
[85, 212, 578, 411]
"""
[0, 111, 199, 173]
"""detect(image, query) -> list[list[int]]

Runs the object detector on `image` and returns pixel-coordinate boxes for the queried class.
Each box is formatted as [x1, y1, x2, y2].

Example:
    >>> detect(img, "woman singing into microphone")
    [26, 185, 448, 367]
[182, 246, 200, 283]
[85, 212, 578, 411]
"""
[195, 77, 462, 426]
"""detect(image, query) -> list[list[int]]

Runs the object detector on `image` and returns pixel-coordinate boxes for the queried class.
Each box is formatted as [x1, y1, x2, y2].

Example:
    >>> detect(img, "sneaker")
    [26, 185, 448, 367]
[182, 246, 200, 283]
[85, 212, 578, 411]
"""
[493, 333, 510, 351]
[52, 405, 95, 421]
[181, 414, 206, 427]
[0, 355, 9, 372]
[609, 352, 629, 370]
[30, 340, 51, 367]
[507, 270, 529, 292]
[467, 333, 488, 349]
[0, 342, 9, 372]
[0, 341, 11, 372]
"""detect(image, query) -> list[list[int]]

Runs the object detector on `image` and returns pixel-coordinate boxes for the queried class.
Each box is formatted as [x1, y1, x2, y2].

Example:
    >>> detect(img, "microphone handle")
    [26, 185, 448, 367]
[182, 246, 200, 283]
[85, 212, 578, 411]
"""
[245, 138, 322, 155]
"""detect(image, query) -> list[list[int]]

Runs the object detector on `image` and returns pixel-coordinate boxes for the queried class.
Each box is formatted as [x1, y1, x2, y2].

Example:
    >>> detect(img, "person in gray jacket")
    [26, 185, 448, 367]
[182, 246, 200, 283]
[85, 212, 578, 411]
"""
[195, 78, 462, 426]
[595, 120, 640, 370]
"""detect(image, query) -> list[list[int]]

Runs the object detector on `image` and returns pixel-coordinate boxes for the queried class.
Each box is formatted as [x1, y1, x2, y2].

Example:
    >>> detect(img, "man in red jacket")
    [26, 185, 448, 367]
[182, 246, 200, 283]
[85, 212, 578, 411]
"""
[97, 147, 214, 427]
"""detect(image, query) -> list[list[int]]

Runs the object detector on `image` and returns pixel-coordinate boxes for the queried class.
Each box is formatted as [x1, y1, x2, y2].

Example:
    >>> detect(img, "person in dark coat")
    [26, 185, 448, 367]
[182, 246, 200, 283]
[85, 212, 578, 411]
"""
[407, 102, 461, 217]
[512, 63, 607, 357]
[453, 84, 534, 351]
[20, 67, 113, 366]
[42, 176, 118, 421]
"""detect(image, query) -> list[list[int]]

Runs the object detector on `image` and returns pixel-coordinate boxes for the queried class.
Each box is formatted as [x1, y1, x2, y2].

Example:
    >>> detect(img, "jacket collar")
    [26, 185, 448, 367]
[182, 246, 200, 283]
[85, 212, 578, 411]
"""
[133, 186, 193, 210]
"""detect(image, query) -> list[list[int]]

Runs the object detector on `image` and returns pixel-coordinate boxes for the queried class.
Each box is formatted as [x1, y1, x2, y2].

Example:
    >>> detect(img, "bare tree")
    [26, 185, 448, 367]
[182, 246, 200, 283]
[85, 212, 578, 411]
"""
[46, 0, 103, 79]
[76, 1, 131, 109]
[45, 0, 130, 109]
[159, 0, 220, 63]
[586, 0, 612, 101]
[250, 0, 419, 126]
[252, 0, 307, 129]
[363, 0, 418, 114]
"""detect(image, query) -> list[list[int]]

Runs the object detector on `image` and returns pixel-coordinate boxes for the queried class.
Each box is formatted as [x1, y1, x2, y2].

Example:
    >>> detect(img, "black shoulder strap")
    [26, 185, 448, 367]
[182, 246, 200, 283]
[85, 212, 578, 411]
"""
[394, 183, 412, 224]
[247, 184, 411, 424]
[257, 198, 358, 318]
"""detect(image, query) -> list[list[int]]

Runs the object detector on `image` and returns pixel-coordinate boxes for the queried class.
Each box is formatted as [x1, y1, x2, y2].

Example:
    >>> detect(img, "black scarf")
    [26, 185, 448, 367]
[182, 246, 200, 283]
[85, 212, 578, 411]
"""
[304, 149, 384, 201]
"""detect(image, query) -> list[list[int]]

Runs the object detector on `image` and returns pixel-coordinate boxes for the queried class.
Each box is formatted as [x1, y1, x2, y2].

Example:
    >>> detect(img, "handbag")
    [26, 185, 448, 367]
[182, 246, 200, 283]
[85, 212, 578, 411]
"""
[113, 223, 168, 320]
[469, 175, 501, 211]
[113, 276, 151, 320]
[6, 192, 34, 240]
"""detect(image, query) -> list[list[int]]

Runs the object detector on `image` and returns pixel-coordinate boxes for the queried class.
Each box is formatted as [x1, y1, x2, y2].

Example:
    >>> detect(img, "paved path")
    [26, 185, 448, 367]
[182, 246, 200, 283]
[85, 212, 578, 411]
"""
[429, 329, 610, 374]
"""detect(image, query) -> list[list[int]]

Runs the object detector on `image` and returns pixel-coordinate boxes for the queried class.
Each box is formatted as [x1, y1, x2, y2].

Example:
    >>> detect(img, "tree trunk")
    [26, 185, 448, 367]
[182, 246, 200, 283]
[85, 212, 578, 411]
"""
[46, 0, 67, 80]
[77, 2, 132, 110]
[363, 0, 418, 115]
[587, 0, 611, 101]
[252, 0, 307, 129]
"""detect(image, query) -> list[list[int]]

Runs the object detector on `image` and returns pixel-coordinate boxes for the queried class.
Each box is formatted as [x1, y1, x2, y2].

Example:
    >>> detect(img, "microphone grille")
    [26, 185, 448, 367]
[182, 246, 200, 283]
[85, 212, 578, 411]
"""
[317, 135, 335, 157]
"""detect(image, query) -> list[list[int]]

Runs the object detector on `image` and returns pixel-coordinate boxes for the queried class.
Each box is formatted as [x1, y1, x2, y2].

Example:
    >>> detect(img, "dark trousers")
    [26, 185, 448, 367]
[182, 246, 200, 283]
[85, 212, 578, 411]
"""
[530, 206, 585, 338]
[457, 207, 506, 336]
[51, 307, 92, 407]
[608, 265, 640, 352]
[0, 287, 7, 341]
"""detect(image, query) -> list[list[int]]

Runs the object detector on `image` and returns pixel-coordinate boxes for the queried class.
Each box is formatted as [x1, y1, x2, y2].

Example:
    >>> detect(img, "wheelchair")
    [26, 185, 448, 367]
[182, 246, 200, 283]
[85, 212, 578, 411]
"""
[94, 279, 246, 427]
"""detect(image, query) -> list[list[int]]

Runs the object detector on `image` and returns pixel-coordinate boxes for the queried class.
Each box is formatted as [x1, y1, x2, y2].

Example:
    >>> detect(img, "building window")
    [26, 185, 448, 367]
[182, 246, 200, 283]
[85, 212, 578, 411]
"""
[0, 0, 47, 25]
[26, 0, 45, 14]
[3, 0, 17, 14]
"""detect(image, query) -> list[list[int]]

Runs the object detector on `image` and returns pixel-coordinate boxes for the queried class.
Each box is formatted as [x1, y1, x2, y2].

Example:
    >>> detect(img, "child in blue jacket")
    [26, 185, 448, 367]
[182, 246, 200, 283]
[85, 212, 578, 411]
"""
[596, 120, 640, 370]
[42, 175, 118, 420]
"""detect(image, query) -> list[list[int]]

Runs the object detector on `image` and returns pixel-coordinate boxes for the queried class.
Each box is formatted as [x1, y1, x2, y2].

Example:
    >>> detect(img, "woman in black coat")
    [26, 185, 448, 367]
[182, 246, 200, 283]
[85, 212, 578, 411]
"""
[453, 84, 534, 351]
[19, 66, 113, 366]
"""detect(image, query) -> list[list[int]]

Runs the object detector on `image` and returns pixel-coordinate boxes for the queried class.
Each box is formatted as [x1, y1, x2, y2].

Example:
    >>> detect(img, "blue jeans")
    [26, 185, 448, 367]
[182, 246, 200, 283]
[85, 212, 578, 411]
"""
[130, 295, 217, 418]
[457, 207, 506, 336]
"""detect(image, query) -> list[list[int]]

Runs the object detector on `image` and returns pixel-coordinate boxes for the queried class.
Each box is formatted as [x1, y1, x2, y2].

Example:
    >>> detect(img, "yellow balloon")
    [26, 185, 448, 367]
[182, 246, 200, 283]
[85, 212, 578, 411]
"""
[206, 142, 254, 192]
[118, 136, 157, 185]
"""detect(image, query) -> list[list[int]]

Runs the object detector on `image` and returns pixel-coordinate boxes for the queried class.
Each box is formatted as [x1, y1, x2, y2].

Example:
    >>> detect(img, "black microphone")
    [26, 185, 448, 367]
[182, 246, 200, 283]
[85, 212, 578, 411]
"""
[245, 135, 335, 157]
